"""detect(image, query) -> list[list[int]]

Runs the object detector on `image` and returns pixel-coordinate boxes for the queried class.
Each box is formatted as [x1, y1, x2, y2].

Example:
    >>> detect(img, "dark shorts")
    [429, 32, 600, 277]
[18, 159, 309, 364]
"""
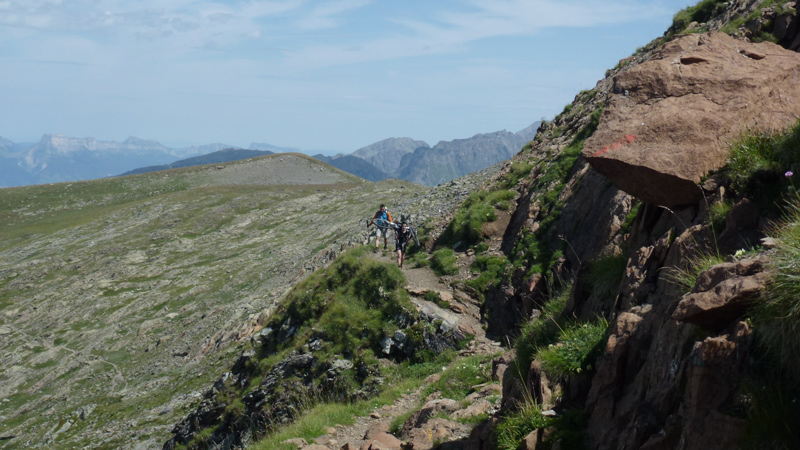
[396, 241, 408, 252]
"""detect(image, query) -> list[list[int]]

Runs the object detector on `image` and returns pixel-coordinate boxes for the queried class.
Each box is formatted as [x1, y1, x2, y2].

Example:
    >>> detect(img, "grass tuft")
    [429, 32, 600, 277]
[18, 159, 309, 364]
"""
[439, 189, 515, 247]
[753, 197, 800, 382]
[494, 402, 549, 450]
[587, 253, 627, 303]
[423, 354, 493, 401]
[465, 255, 509, 301]
[666, 251, 726, 294]
[430, 248, 459, 276]
[723, 119, 800, 210]
[536, 318, 609, 383]
[514, 290, 570, 375]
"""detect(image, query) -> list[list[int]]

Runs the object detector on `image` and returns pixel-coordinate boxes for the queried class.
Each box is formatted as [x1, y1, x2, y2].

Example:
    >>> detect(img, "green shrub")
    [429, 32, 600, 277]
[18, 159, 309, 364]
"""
[487, 190, 516, 211]
[668, 0, 726, 34]
[753, 197, 800, 383]
[494, 402, 550, 450]
[440, 191, 495, 246]
[465, 255, 509, 300]
[514, 290, 570, 374]
[501, 161, 535, 189]
[267, 246, 415, 358]
[724, 119, 800, 209]
[430, 248, 459, 276]
[473, 242, 489, 254]
[408, 247, 430, 268]
[423, 354, 493, 401]
[618, 202, 640, 235]
[709, 199, 732, 232]
[537, 318, 609, 383]
[424, 290, 450, 309]
[546, 409, 588, 450]
[440, 189, 517, 247]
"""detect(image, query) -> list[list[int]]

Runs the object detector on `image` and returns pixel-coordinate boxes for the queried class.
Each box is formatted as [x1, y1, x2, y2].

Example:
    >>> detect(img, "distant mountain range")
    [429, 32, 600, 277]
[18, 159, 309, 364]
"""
[0, 122, 539, 187]
[313, 124, 539, 186]
[120, 149, 275, 176]
[0, 135, 235, 187]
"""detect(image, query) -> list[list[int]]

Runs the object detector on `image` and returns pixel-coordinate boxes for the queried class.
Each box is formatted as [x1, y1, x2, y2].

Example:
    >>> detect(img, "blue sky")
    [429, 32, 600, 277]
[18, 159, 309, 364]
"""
[0, 0, 694, 153]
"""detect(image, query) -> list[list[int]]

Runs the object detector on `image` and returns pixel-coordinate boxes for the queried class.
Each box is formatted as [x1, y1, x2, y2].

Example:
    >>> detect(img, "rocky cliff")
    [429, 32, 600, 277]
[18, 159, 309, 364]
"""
[152, 2, 800, 449]
[458, 2, 800, 448]
[151, 2, 800, 450]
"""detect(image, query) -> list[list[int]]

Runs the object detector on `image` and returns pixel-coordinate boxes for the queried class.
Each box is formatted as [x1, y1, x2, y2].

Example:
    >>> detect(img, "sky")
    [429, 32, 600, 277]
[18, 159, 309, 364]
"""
[0, 0, 695, 154]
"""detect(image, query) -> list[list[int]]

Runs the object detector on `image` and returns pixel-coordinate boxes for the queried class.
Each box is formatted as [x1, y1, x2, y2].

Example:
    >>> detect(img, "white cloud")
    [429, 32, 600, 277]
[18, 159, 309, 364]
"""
[276, 0, 672, 70]
[296, 0, 371, 30]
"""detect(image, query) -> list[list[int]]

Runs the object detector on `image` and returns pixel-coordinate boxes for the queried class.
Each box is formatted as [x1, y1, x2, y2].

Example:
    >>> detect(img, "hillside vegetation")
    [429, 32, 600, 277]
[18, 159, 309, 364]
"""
[0, 153, 499, 449]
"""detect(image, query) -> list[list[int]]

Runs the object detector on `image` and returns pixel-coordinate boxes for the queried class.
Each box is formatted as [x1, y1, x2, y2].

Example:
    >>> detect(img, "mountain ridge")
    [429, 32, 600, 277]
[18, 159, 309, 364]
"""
[0, 122, 537, 188]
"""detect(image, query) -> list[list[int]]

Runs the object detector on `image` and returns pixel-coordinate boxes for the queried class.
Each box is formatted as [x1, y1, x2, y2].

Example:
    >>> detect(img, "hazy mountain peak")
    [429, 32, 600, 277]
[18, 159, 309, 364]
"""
[249, 142, 301, 153]
[351, 137, 430, 174]
[515, 121, 541, 141]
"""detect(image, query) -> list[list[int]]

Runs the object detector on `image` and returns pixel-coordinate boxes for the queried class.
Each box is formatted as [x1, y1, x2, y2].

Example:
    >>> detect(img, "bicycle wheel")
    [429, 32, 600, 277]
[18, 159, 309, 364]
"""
[411, 227, 420, 246]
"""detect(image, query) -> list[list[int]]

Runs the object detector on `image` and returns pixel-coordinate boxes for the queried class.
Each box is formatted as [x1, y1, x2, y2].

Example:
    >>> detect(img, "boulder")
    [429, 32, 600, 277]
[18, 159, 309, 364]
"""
[364, 423, 390, 440]
[583, 32, 800, 207]
[282, 438, 309, 449]
[305, 445, 331, 450]
[673, 257, 770, 331]
[523, 429, 541, 450]
[405, 418, 471, 450]
[359, 432, 402, 450]
[398, 399, 462, 438]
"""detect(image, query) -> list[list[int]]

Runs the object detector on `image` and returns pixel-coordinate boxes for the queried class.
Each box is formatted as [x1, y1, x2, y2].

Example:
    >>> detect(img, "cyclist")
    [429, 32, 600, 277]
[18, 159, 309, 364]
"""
[369, 204, 393, 252]
[391, 222, 412, 268]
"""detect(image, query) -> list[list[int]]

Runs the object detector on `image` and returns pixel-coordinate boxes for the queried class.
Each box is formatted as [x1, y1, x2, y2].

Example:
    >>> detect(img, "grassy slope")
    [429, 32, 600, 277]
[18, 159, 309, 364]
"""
[0, 154, 428, 449]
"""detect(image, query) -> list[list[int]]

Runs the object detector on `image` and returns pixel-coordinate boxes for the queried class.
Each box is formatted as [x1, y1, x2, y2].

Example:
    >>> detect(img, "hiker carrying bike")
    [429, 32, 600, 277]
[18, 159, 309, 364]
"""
[389, 222, 412, 268]
[369, 204, 393, 252]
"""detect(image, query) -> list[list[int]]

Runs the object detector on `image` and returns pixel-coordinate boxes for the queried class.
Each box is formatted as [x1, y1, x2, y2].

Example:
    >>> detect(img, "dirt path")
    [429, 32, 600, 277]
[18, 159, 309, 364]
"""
[366, 249, 452, 293]
[274, 250, 504, 450]
[307, 389, 425, 450]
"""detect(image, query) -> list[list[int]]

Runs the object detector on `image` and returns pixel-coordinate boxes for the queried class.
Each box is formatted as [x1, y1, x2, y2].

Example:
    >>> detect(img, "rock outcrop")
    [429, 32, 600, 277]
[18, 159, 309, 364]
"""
[583, 32, 800, 207]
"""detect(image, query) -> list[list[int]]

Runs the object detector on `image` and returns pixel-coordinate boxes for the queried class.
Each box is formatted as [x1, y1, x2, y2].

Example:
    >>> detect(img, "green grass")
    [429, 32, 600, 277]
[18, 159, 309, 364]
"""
[587, 253, 628, 303]
[424, 290, 450, 309]
[510, 107, 603, 281]
[408, 249, 430, 268]
[737, 376, 800, 450]
[176, 246, 477, 449]
[438, 189, 513, 247]
[723, 118, 800, 210]
[752, 196, 800, 382]
[618, 202, 640, 235]
[666, 251, 725, 294]
[668, 0, 727, 35]
[514, 290, 570, 375]
[430, 248, 459, 276]
[465, 255, 509, 301]
[422, 354, 494, 401]
[250, 351, 472, 450]
[494, 402, 550, 450]
[536, 318, 609, 383]
[501, 161, 535, 189]
[545, 409, 588, 450]
[709, 199, 733, 233]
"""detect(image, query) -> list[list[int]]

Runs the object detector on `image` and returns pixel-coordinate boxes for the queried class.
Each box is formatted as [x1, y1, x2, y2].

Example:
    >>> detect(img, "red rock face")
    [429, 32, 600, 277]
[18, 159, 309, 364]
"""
[583, 32, 800, 207]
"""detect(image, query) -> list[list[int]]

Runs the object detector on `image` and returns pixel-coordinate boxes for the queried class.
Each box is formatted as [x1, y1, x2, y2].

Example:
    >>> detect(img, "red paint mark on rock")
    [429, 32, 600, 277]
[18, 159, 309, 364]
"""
[592, 134, 637, 157]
